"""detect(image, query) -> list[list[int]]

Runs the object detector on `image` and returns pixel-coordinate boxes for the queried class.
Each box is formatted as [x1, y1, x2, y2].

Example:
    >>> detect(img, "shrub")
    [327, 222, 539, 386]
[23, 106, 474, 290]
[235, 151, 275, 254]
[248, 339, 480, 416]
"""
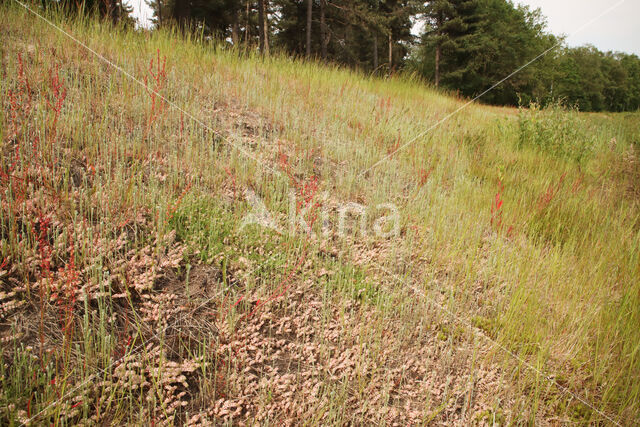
[517, 101, 595, 163]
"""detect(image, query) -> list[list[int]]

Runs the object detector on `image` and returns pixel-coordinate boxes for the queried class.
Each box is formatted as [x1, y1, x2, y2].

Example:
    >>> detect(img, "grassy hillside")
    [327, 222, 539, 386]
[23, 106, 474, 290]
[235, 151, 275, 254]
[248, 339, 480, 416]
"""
[1, 3, 639, 425]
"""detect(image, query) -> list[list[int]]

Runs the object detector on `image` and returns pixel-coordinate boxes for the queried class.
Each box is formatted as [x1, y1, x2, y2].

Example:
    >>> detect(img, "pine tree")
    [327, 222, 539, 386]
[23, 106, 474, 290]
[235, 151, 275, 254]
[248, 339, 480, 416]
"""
[60, 0, 135, 25]
[420, 0, 479, 87]
[147, 0, 244, 39]
[306, 0, 313, 57]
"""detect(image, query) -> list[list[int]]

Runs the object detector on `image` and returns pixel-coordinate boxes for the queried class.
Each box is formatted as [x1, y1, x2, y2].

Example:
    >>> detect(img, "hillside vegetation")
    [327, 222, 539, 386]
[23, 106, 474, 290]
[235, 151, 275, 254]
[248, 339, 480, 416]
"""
[1, 3, 639, 425]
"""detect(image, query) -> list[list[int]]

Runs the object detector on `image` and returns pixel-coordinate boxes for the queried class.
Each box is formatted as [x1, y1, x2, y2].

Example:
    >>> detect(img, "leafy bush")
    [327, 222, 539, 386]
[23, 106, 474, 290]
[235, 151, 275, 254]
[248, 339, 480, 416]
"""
[517, 101, 595, 163]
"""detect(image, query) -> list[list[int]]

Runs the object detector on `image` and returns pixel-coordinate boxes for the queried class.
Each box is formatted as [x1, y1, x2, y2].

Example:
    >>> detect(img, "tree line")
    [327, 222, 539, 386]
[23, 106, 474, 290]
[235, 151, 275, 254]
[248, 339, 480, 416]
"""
[410, 0, 640, 112]
[54, 0, 640, 112]
[143, 0, 418, 72]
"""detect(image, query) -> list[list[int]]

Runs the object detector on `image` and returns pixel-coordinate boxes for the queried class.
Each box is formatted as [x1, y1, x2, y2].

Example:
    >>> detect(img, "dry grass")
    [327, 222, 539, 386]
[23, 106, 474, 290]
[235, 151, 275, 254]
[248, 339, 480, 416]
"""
[1, 2, 639, 425]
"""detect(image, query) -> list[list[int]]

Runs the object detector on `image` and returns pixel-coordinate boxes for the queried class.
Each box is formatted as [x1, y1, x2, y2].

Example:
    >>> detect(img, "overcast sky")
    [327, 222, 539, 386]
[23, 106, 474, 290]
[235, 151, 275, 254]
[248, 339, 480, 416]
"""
[126, 0, 152, 27]
[125, 0, 640, 56]
[516, 0, 639, 55]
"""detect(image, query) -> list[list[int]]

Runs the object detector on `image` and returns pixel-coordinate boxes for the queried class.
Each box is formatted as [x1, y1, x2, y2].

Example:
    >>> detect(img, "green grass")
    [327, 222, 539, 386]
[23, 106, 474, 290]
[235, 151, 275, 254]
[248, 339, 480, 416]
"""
[1, 2, 639, 424]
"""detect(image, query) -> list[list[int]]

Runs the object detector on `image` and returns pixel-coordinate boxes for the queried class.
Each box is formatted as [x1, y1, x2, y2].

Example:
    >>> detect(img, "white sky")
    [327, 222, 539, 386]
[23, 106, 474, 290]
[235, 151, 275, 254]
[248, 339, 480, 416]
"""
[125, 0, 640, 56]
[126, 0, 153, 28]
[516, 0, 639, 55]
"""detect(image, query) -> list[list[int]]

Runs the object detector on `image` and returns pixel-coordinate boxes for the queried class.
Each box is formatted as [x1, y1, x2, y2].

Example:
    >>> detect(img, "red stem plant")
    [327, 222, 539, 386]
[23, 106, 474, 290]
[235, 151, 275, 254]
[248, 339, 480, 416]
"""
[236, 145, 321, 320]
[57, 228, 79, 362]
[211, 146, 322, 397]
[3, 55, 66, 260]
[490, 180, 514, 237]
[491, 180, 504, 230]
[3, 54, 35, 207]
[165, 179, 193, 225]
[45, 64, 67, 145]
[32, 213, 52, 363]
[375, 96, 392, 125]
[6, 53, 33, 140]
[277, 141, 321, 221]
[144, 49, 168, 132]
[537, 172, 568, 213]
[224, 166, 237, 199]
[387, 131, 401, 156]
[571, 173, 584, 194]
[418, 166, 434, 187]
[4, 53, 74, 373]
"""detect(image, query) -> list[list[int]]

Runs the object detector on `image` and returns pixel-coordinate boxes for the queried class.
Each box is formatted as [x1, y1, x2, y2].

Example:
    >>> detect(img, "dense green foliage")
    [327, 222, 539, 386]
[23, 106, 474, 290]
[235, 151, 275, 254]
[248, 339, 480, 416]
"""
[145, 0, 417, 71]
[54, 0, 135, 25]
[550, 47, 640, 112]
[411, 0, 640, 111]
[56, 0, 640, 111]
